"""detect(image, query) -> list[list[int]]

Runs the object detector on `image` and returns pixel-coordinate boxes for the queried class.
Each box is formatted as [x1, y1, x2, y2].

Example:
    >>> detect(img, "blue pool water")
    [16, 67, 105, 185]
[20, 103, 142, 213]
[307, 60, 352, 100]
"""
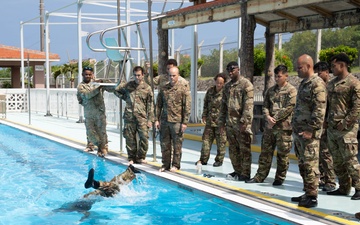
[0, 124, 297, 225]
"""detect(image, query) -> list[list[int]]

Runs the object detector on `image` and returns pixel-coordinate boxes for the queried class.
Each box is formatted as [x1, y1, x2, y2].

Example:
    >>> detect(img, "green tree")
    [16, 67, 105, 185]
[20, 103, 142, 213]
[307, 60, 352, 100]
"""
[201, 48, 238, 77]
[319, 45, 358, 66]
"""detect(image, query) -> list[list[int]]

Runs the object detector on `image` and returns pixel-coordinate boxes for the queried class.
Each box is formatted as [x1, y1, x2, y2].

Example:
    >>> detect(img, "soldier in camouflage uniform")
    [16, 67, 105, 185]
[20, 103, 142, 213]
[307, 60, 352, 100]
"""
[145, 59, 189, 90]
[313, 61, 336, 192]
[83, 164, 140, 198]
[114, 66, 154, 164]
[246, 65, 296, 185]
[290, 54, 327, 208]
[77, 67, 114, 157]
[155, 67, 191, 172]
[196, 73, 227, 167]
[219, 61, 254, 181]
[326, 53, 360, 200]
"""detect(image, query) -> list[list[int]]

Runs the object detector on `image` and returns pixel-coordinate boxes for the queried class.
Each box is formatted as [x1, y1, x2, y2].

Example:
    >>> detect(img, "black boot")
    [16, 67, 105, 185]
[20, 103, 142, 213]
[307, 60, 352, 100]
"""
[129, 164, 141, 174]
[298, 196, 318, 208]
[84, 168, 100, 189]
[352, 190, 360, 200]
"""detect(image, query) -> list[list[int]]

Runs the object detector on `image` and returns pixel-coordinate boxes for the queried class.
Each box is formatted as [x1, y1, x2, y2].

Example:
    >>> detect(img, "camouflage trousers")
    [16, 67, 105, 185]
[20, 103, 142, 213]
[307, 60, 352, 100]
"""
[293, 133, 320, 197]
[254, 128, 292, 182]
[226, 126, 252, 178]
[85, 114, 108, 152]
[123, 121, 149, 162]
[159, 121, 184, 169]
[319, 129, 336, 187]
[83, 166, 136, 198]
[328, 125, 360, 193]
[199, 125, 227, 164]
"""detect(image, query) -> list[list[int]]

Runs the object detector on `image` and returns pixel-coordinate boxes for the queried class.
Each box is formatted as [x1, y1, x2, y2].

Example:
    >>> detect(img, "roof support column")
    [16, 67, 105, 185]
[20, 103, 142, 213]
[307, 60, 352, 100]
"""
[239, 0, 256, 83]
[157, 19, 168, 75]
[77, 0, 84, 123]
[264, 27, 275, 94]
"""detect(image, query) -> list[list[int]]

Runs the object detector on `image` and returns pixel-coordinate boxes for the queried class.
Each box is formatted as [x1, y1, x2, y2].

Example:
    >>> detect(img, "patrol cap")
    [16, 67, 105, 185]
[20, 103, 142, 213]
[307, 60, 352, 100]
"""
[226, 61, 238, 72]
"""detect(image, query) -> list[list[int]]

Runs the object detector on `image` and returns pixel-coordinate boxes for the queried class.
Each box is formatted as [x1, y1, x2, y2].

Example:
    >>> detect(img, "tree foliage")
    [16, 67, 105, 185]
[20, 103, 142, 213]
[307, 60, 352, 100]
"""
[201, 48, 238, 77]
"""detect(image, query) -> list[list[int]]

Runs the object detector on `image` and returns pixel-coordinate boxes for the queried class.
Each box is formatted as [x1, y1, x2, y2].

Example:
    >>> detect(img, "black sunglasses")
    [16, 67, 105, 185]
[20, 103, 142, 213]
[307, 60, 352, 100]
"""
[226, 66, 238, 72]
[83, 66, 93, 72]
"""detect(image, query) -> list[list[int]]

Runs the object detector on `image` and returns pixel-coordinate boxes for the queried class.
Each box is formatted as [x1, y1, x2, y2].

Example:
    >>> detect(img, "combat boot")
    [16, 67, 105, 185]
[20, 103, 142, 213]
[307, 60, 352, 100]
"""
[291, 194, 306, 202]
[327, 188, 349, 196]
[351, 190, 360, 200]
[84, 168, 100, 189]
[298, 196, 318, 208]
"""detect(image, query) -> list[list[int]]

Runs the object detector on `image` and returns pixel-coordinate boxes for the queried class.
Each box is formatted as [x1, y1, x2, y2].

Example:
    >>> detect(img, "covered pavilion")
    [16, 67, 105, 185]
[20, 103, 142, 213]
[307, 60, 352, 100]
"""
[0, 44, 60, 88]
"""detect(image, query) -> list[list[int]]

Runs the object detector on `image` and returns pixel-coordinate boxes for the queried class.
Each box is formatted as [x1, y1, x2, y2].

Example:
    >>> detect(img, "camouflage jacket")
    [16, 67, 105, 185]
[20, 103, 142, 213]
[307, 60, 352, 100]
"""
[263, 82, 297, 130]
[326, 73, 360, 130]
[145, 73, 189, 90]
[292, 74, 327, 138]
[114, 81, 154, 123]
[77, 81, 106, 118]
[219, 76, 254, 127]
[202, 85, 224, 127]
[156, 80, 191, 124]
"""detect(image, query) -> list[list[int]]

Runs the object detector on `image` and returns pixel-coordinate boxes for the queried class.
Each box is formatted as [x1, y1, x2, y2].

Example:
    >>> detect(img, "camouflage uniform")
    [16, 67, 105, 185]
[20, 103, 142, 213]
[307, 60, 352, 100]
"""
[83, 166, 136, 198]
[156, 81, 191, 169]
[145, 73, 189, 90]
[253, 82, 297, 182]
[327, 73, 360, 194]
[219, 76, 254, 178]
[114, 80, 154, 162]
[77, 91, 96, 151]
[292, 75, 327, 197]
[319, 127, 336, 189]
[199, 85, 227, 164]
[77, 82, 110, 156]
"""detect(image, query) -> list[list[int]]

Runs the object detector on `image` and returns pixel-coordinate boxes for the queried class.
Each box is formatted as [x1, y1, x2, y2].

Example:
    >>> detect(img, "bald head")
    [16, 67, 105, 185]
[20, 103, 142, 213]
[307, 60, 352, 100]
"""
[297, 54, 315, 79]
[168, 66, 180, 86]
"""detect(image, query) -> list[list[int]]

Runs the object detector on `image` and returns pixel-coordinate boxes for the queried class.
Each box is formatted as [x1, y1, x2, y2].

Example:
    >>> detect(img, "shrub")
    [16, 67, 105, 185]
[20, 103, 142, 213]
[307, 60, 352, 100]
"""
[2, 81, 11, 88]
[319, 45, 358, 66]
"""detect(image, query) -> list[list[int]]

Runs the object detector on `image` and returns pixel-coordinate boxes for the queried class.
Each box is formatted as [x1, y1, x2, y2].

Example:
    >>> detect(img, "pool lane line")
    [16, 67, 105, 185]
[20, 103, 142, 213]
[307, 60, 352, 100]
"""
[1, 118, 355, 225]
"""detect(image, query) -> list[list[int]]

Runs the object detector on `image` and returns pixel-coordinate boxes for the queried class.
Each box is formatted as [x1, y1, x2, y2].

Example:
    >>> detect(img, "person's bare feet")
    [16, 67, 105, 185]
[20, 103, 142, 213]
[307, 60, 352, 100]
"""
[139, 159, 147, 164]
[128, 160, 134, 165]
[170, 166, 179, 172]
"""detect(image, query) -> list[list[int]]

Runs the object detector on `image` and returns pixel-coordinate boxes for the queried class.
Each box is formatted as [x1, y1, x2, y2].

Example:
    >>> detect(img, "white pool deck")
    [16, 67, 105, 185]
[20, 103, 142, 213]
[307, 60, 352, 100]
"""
[2, 112, 360, 225]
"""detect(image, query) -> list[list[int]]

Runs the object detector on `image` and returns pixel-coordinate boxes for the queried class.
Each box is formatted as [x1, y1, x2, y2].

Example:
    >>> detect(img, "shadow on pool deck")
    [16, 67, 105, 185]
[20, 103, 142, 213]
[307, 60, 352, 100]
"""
[2, 113, 360, 225]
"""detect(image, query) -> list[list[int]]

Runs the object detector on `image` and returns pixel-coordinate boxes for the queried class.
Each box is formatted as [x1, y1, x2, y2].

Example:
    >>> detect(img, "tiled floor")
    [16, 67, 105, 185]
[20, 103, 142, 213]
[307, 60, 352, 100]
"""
[2, 112, 360, 225]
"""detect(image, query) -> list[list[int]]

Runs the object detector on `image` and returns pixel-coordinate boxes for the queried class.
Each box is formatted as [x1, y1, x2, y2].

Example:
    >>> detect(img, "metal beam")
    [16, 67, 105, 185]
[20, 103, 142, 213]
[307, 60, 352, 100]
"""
[161, 0, 339, 29]
[306, 5, 333, 18]
[269, 9, 360, 34]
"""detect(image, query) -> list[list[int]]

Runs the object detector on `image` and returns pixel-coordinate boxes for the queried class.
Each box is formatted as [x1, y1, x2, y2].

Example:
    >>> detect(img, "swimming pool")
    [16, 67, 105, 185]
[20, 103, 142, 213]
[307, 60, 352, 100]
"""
[0, 123, 300, 225]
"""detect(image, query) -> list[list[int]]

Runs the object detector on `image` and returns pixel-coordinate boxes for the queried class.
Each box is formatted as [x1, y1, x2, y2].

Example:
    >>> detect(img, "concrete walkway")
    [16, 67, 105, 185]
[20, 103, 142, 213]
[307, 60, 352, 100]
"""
[1, 112, 359, 225]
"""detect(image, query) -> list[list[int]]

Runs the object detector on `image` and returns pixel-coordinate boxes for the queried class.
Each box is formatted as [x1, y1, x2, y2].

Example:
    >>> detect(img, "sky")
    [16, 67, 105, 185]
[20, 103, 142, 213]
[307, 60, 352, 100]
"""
[0, 0, 278, 65]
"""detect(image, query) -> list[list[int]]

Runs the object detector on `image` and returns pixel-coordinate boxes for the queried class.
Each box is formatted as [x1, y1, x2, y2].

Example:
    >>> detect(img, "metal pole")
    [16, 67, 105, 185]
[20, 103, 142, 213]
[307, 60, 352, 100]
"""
[148, 0, 157, 162]
[316, 29, 322, 62]
[190, 25, 198, 123]
[219, 36, 226, 73]
[27, 55, 31, 125]
[77, 0, 84, 123]
[44, 11, 52, 116]
[118, 0, 124, 152]
[20, 22, 25, 89]
[171, 29, 175, 58]
[278, 33, 282, 50]
[237, 18, 241, 66]
[40, 0, 45, 52]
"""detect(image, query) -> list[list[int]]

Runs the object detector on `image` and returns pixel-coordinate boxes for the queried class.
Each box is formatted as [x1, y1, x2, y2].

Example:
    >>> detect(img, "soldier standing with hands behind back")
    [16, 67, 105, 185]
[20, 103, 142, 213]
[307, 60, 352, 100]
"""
[219, 61, 254, 181]
[326, 53, 360, 200]
[196, 73, 227, 167]
[291, 54, 327, 208]
[155, 67, 191, 172]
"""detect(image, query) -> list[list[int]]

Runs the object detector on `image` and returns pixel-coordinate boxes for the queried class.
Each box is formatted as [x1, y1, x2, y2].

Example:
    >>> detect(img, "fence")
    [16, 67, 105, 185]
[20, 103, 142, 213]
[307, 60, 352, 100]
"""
[0, 88, 264, 131]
